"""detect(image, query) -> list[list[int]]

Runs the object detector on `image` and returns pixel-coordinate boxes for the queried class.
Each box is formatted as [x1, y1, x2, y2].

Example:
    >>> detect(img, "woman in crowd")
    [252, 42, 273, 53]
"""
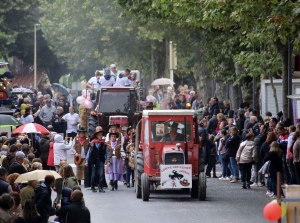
[225, 126, 240, 183]
[62, 106, 80, 139]
[53, 134, 72, 172]
[236, 111, 245, 136]
[264, 142, 283, 199]
[53, 86, 62, 105]
[62, 164, 79, 189]
[260, 132, 277, 161]
[9, 192, 22, 222]
[0, 193, 14, 223]
[236, 133, 256, 189]
[192, 94, 202, 110]
[31, 162, 42, 171]
[216, 113, 226, 134]
[7, 173, 20, 193]
[19, 107, 34, 124]
[218, 129, 231, 180]
[14, 199, 42, 223]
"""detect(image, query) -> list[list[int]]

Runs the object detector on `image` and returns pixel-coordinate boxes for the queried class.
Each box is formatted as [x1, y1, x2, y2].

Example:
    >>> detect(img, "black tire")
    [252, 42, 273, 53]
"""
[141, 173, 150, 201]
[88, 115, 98, 138]
[198, 172, 206, 201]
[190, 179, 198, 198]
[135, 151, 143, 199]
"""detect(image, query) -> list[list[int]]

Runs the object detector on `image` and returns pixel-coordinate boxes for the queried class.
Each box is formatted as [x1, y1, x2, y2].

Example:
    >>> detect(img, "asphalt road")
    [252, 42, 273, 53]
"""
[50, 151, 274, 223]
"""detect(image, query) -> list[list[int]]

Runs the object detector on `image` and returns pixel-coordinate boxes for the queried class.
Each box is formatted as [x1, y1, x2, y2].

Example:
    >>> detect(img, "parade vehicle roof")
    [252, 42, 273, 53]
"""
[142, 110, 195, 116]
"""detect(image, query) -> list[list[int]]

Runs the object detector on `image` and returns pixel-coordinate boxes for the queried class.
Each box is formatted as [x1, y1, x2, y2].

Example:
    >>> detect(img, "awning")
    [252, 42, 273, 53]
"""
[12, 72, 43, 89]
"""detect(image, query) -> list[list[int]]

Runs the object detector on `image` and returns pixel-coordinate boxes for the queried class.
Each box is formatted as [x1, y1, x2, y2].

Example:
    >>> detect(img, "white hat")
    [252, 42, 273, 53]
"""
[110, 64, 116, 68]
[167, 86, 172, 91]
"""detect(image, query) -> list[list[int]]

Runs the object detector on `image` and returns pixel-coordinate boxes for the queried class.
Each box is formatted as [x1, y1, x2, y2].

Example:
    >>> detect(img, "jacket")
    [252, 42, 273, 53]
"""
[0, 178, 10, 196]
[56, 201, 91, 223]
[61, 187, 72, 207]
[107, 140, 122, 160]
[293, 139, 300, 163]
[225, 134, 241, 157]
[0, 207, 12, 223]
[206, 116, 218, 135]
[53, 135, 72, 165]
[260, 142, 271, 161]
[34, 182, 53, 216]
[39, 137, 50, 162]
[263, 151, 282, 172]
[253, 132, 267, 163]
[73, 136, 89, 154]
[86, 141, 109, 165]
[209, 103, 219, 116]
[14, 216, 42, 223]
[236, 140, 257, 164]
[63, 177, 78, 189]
[8, 162, 27, 175]
[1, 152, 15, 171]
[47, 141, 54, 167]
[20, 185, 35, 206]
[236, 117, 245, 136]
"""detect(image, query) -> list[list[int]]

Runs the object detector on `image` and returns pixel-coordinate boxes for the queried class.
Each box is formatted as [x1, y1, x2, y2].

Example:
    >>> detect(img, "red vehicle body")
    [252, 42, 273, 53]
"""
[135, 110, 206, 201]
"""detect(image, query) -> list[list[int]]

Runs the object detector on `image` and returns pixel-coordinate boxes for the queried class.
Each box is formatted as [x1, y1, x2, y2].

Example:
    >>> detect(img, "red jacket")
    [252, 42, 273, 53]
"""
[47, 141, 54, 167]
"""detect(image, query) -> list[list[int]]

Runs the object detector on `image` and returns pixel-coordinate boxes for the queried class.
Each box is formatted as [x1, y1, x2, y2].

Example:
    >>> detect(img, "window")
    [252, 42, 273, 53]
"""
[144, 120, 149, 143]
[151, 121, 192, 142]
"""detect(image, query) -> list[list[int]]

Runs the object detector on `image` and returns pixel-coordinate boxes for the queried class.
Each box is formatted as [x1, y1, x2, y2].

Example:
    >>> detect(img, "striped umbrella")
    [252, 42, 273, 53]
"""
[13, 123, 49, 134]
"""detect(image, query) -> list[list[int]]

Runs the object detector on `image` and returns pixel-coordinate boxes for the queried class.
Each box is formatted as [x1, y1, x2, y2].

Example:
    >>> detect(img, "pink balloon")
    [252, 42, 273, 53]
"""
[76, 96, 86, 104]
[84, 100, 93, 109]
[86, 96, 91, 101]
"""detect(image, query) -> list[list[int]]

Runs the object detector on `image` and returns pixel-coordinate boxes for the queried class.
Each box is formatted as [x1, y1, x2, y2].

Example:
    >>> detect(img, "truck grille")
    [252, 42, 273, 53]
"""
[164, 152, 185, 165]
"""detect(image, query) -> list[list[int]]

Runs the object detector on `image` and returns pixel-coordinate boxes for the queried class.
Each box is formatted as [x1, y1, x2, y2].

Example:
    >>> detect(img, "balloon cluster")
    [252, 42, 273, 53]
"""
[263, 200, 287, 221]
[76, 90, 93, 109]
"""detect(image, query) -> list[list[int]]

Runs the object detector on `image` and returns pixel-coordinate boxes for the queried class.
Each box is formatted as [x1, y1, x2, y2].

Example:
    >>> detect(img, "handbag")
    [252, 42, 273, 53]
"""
[222, 152, 230, 162]
[258, 160, 271, 174]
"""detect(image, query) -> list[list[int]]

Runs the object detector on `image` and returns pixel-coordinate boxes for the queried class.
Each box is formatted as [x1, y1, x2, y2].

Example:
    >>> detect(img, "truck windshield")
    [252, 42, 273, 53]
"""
[151, 121, 192, 142]
[99, 90, 136, 113]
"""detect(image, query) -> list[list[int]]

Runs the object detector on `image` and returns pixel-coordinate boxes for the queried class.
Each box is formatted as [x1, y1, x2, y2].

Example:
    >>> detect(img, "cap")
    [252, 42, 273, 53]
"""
[46, 99, 51, 102]
[110, 64, 116, 68]
[16, 151, 25, 158]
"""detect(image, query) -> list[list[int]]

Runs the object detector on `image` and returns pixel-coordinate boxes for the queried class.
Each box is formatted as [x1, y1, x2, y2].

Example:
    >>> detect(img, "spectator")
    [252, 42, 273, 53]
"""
[206, 109, 219, 135]
[287, 125, 297, 184]
[34, 175, 56, 223]
[292, 131, 300, 184]
[39, 99, 57, 128]
[14, 199, 42, 223]
[62, 107, 79, 138]
[58, 98, 69, 115]
[9, 192, 22, 221]
[52, 106, 65, 136]
[55, 190, 91, 223]
[27, 153, 35, 168]
[0, 145, 8, 166]
[236, 133, 257, 189]
[1, 145, 18, 171]
[53, 135, 72, 172]
[21, 144, 30, 157]
[8, 151, 27, 175]
[209, 97, 219, 117]
[41, 83, 53, 98]
[53, 86, 62, 105]
[7, 173, 20, 193]
[19, 107, 34, 124]
[61, 165, 78, 189]
[0, 193, 14, 223]
[277, 123, 290, 184]
[39, 134, 51, 170]
[20, 180, 39, 207]
[0, 167, 12, 196]
[31, 162, 42, 171]
[191, 93, 202, 110]
[218, 129, 231, 180]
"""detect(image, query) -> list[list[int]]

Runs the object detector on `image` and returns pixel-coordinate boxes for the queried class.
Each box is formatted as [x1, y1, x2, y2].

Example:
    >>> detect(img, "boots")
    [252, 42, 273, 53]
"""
[110, 180, 115, 191]
[114, 180, 118, 190]
[246, 182, 251, 189]
[241, 182, 246, 189]
[99, 187, 105, 193]
[127, 181, 130, 188]
[131, 180, 134, 187]
[91, 187, 97, 192]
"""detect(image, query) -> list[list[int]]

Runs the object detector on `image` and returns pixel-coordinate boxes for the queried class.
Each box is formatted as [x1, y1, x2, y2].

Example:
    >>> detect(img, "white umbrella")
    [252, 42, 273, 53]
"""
[151, 78, 175, 86]
[287, 94, 300, 99]
[14, 170, 62, 184]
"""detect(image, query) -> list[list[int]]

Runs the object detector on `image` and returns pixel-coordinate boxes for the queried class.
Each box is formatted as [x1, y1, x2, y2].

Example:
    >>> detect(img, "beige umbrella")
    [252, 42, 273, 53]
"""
[14, 170, 62, 184]
[151, 78, 175, 85]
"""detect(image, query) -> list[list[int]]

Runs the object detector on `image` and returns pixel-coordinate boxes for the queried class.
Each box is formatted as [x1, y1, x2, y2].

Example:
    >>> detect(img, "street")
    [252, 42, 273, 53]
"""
[49, 151, 272, 223]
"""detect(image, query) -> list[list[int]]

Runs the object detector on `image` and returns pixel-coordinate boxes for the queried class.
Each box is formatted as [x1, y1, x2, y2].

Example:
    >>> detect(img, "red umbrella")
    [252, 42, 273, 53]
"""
[13, 123, 49, 134]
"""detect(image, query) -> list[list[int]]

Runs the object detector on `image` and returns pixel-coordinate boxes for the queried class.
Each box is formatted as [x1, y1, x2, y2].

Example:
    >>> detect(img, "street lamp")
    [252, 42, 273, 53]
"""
[34, 24, 40, 89]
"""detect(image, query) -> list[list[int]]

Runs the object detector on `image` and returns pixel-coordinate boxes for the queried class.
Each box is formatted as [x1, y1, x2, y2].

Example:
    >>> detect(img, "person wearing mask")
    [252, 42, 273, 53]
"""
[0, 193, 14, 223]
[8, 151, 27, 175]
[99, 68, 115, 87]
[264, 142, 283, 199]
[85, 129, 110, 192]
[55, 190, 91, 223]
[236, 133, 257, 189]
[20, 180, 39, 207]
[34, 175, 56, 223]
[39, 99, 57, 128]
[62, 107, 80, 139]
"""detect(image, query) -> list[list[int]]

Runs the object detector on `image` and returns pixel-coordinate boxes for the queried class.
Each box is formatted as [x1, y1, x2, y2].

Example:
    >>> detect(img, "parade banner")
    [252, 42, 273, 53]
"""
[160, 164, 192, 189]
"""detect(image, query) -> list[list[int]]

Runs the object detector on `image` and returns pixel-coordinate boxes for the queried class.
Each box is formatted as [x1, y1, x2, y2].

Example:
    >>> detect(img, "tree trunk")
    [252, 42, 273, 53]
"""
[274, 40, 290, 118]
[215, 79, 226, 104]
[156, 40, 167, 79]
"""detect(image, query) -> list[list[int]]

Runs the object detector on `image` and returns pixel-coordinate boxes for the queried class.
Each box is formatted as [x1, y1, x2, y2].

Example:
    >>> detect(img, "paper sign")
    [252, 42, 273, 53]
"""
[160, 164, 192, 188]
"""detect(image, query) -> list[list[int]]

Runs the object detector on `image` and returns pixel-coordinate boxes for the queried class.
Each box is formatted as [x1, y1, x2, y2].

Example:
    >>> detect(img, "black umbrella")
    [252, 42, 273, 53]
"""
[0, 107, 14, 115]
[0, 115, 21, 126]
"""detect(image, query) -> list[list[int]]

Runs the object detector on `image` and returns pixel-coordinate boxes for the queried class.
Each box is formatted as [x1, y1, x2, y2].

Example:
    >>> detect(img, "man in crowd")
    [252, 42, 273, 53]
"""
[39, 99, 57, 128]
[20, 180, 38, 206]
[41, 83, 53, 98]
[0, 167, 12, 196]
[1, 145, 18, 171]
[110, 64, 121, 80]
[52, 106, 65, 136]
[86, 70, 102, 89]
[207, 109, 219, 135]
[34, 175, 55, 223]
[8, 151, 27, 174]
[116, 68, 130, 86]
[209, 97, 219, 117]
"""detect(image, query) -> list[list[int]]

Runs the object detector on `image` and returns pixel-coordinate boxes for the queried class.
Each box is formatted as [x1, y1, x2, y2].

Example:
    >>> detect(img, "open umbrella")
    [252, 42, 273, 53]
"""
[14, 170, 62, 184]
[0, 115, 21, 126]
[0, 107, 14, 115]
[52, 83, 69, 96]
[13, 123, 49, 134]
[151, 78, 175, 86]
